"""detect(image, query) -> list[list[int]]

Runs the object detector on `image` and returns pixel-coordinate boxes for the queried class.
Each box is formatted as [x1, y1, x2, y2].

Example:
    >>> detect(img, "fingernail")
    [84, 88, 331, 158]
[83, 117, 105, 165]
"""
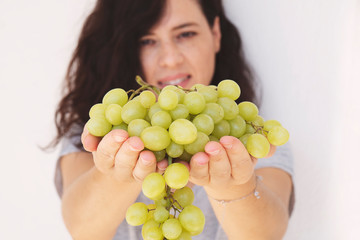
[129, 138, 143, 151]
[114, 134, 126, 143]
[221, 140, 233, 149]
[141, 155, 153, 166]
[197, 156, 208, 165]
[206, 146, 220, 155]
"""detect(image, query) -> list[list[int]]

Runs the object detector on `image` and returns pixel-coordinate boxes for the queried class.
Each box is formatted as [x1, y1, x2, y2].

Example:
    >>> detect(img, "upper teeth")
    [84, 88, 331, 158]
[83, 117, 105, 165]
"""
[165, 77, 187, 85]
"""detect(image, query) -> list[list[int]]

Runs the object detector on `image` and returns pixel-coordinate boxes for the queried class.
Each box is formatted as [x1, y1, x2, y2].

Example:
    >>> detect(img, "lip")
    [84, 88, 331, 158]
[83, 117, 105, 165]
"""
[157, 73, 191, 88]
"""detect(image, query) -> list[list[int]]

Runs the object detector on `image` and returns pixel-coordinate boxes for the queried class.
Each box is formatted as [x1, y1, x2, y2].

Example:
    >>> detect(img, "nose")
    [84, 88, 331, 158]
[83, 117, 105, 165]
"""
[159, 42, 184, 68]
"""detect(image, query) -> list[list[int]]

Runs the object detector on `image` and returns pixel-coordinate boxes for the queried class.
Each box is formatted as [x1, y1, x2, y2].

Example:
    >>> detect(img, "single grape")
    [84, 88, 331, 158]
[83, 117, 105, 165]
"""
[163, 85, 185, 103]
[105, 103, 123, 125]
[125, 202, 148, 226]
[190, 83, 206, 90]
[164, 163, 189, 189]
[153, 206, 170, 223]
[166, 141, 184, 158]
[143, 226, 164, 240]
[178, 151, 193, 163]
[127, 119, 150, 137]
[267, 126, 289, 146]
[192, 114, 214, 135]
[158, 89, 178, 110]
[112, 122, 128, 131]
[142, 219, 159, 239]
[217, 79, 241, 100]
[238, 101, 258, 121]
[147, 204, 156, 220]
[155, 197, 170, 208]
[183, 92, 206, 115]
[89, 103, 107, 118]
[162, 218, 183, 239]
[245, 124, 256, 134]
[251, 115, 265, 128]
[151, 110, 172, 129]
[141, 126, 171, 151]
[173, 187, 194, 209]
[142, 173, 166, 200]
[263, 119, 282, 132]
[212, 119, 230, 139]
[246, 133, 270, 158]
[169, 119, 197, 145]
[178, 205, 205, 236]
[140, 90, 156, 108]
[201, 103, 224, 124]
[217, 97, 239, 120]
[229, 115, 246, 138]
[197, 85, 218, 103]
[102, 88, 128, 106]
[170, 104, 189, 120]
[184, 132, 209, 155]
[153, 149, 166, 162]
[86, 117, 112, 137]
[121, 100, 147, 124]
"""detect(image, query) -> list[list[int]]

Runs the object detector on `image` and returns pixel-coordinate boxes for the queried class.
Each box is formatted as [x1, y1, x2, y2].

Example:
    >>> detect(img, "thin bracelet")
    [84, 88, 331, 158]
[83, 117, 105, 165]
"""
[208, 175, 263, 206]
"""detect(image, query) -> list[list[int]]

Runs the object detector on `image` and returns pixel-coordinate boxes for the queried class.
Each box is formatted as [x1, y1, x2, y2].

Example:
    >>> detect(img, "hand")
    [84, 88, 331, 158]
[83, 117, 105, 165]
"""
[81, 125, 168, 183]
[189, 136, 276, 200]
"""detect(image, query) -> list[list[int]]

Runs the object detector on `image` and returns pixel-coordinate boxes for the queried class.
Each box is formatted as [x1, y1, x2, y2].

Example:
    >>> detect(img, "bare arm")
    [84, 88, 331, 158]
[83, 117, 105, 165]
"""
[60, 128, 167, 240]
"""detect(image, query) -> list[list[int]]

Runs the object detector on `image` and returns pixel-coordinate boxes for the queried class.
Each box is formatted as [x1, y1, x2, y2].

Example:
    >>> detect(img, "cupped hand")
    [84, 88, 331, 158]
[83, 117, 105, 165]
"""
[81, 125, 168, 183]
[189, 136, 275, 200]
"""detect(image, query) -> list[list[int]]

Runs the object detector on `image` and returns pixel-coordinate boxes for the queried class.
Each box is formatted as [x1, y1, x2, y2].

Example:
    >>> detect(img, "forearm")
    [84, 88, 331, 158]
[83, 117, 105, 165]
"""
[206, 176, 289, 240]
[61, 166, 142, 240]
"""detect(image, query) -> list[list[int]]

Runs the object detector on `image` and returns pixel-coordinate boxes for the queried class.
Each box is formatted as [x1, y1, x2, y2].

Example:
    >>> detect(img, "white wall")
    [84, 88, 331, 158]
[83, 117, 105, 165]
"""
[0, 0, 359, 239]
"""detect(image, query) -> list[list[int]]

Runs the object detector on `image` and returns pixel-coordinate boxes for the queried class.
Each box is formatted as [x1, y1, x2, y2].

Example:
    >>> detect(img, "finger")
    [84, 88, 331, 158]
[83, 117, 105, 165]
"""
[81, 124, 101, 152]
[132, 150, 157, 182]
[189, 152, 209, 186]
[156, 159, 168, 174]
[114, 136, 144, 174]
[93, 129, 129, 172]
[265, 144, 276, 158]
[219, 136, 254, 184]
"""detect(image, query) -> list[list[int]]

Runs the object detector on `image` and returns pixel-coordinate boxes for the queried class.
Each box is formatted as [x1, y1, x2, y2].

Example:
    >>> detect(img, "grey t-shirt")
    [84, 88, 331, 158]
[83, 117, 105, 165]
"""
[55, 126, 294, 240]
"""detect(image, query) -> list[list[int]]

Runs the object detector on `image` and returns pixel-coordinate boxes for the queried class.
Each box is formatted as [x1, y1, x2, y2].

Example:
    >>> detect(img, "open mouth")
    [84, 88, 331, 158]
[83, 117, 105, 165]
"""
[157, 75, 191, 88]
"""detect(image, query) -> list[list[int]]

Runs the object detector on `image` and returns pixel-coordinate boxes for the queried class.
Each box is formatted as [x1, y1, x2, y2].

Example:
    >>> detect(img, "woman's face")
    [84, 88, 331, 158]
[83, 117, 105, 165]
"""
[139, 0, 221, 89]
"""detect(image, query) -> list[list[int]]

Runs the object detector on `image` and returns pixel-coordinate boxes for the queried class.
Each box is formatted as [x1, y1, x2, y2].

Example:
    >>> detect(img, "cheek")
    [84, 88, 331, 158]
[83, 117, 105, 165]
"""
[140, 51, 156, 83]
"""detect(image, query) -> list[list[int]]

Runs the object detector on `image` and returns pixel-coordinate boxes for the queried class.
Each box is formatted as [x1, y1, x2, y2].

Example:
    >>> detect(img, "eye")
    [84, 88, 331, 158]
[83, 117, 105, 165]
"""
[139, 38, 156, 46]
[177, 31, 197, 39]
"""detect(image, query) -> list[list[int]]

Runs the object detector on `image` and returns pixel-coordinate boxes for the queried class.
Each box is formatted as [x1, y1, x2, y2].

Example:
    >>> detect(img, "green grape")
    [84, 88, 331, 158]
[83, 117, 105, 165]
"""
[173, 187, 194, 209]
[238, 101, 258, 121]
[148, 102, 163, 119]
[127, 119, 150, 137]
[229, 115, 246, 138]
[169, 119, 197, 145]
[170, 104, 189, 120]
[245, 124, 256, 134]
[102, 88, 128, 106]
[125, 202, 148, 226]
[166, 141, 184, 158]
[162, 218, 183, 239]
[143, 226, 164, 240]
[151, 110, 172, 129]
[163, 85, 185, 103]
[192, 114, 214, 135]
[112, 122, 128, 131]
[153, 206, 170, 223]
[183, 92, 206, 115]
[86, 117, 112, 137]
[178, 205, 205, 236]
[178, 151, 193, 163]
[104, 104, 122, 125]
[153, 149, 166, 162]
[121, 100, 147, 124]
[217, 97, 239, 120]
[184, 132, 209, 155]
[239, 133, 251, 146]
[164, 163, 189, 189]
[267, 126, 289, 146]
[197, 85, 218, 103]
[190, 83, 206, 90]
[141, 126, 171, 151]
[212, 119, 231, 139]
[264, 119, 282, 132]
[142, 173, 166, 200]
[246, 133, 270, 158]
[147, 204, 156, 220]
[251, 115, 265, 127]
[89, 103, 107, 118]
[174, 230, 192, 240]
[201, 103, 224, 124]
[158, 90, 179, 110]
[209, 135, 219, 142]
[142, 219, 159, 239]
[217, 79, 241, 100]
[140, 90, 156, 108]
[155, 197, 170, 208]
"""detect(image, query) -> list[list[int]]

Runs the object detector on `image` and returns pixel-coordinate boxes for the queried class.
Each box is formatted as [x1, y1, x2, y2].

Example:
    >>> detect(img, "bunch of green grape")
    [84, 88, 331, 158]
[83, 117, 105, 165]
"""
[86, 76, 289, 239]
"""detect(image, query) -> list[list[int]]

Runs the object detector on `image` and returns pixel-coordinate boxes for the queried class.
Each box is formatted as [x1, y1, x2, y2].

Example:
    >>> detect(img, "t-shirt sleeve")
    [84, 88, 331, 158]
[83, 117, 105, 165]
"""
[54, 125, 85, 198]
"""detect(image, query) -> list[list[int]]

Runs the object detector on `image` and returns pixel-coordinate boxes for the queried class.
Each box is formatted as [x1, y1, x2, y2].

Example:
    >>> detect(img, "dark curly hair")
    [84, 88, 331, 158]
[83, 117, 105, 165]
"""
[51, 0, 258, 147]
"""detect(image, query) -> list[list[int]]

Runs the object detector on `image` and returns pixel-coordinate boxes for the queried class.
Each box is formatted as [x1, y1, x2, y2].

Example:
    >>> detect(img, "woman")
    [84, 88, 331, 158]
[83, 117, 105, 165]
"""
[53, 0, 294, 239]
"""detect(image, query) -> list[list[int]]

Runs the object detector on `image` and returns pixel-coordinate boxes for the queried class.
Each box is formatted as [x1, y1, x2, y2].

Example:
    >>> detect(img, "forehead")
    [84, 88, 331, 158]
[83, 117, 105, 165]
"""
[150, 0, 208, 31]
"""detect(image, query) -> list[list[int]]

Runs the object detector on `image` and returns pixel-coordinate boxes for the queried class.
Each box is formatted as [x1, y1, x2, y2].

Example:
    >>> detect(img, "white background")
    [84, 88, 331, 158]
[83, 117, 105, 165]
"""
[0, 0, 359, 239]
